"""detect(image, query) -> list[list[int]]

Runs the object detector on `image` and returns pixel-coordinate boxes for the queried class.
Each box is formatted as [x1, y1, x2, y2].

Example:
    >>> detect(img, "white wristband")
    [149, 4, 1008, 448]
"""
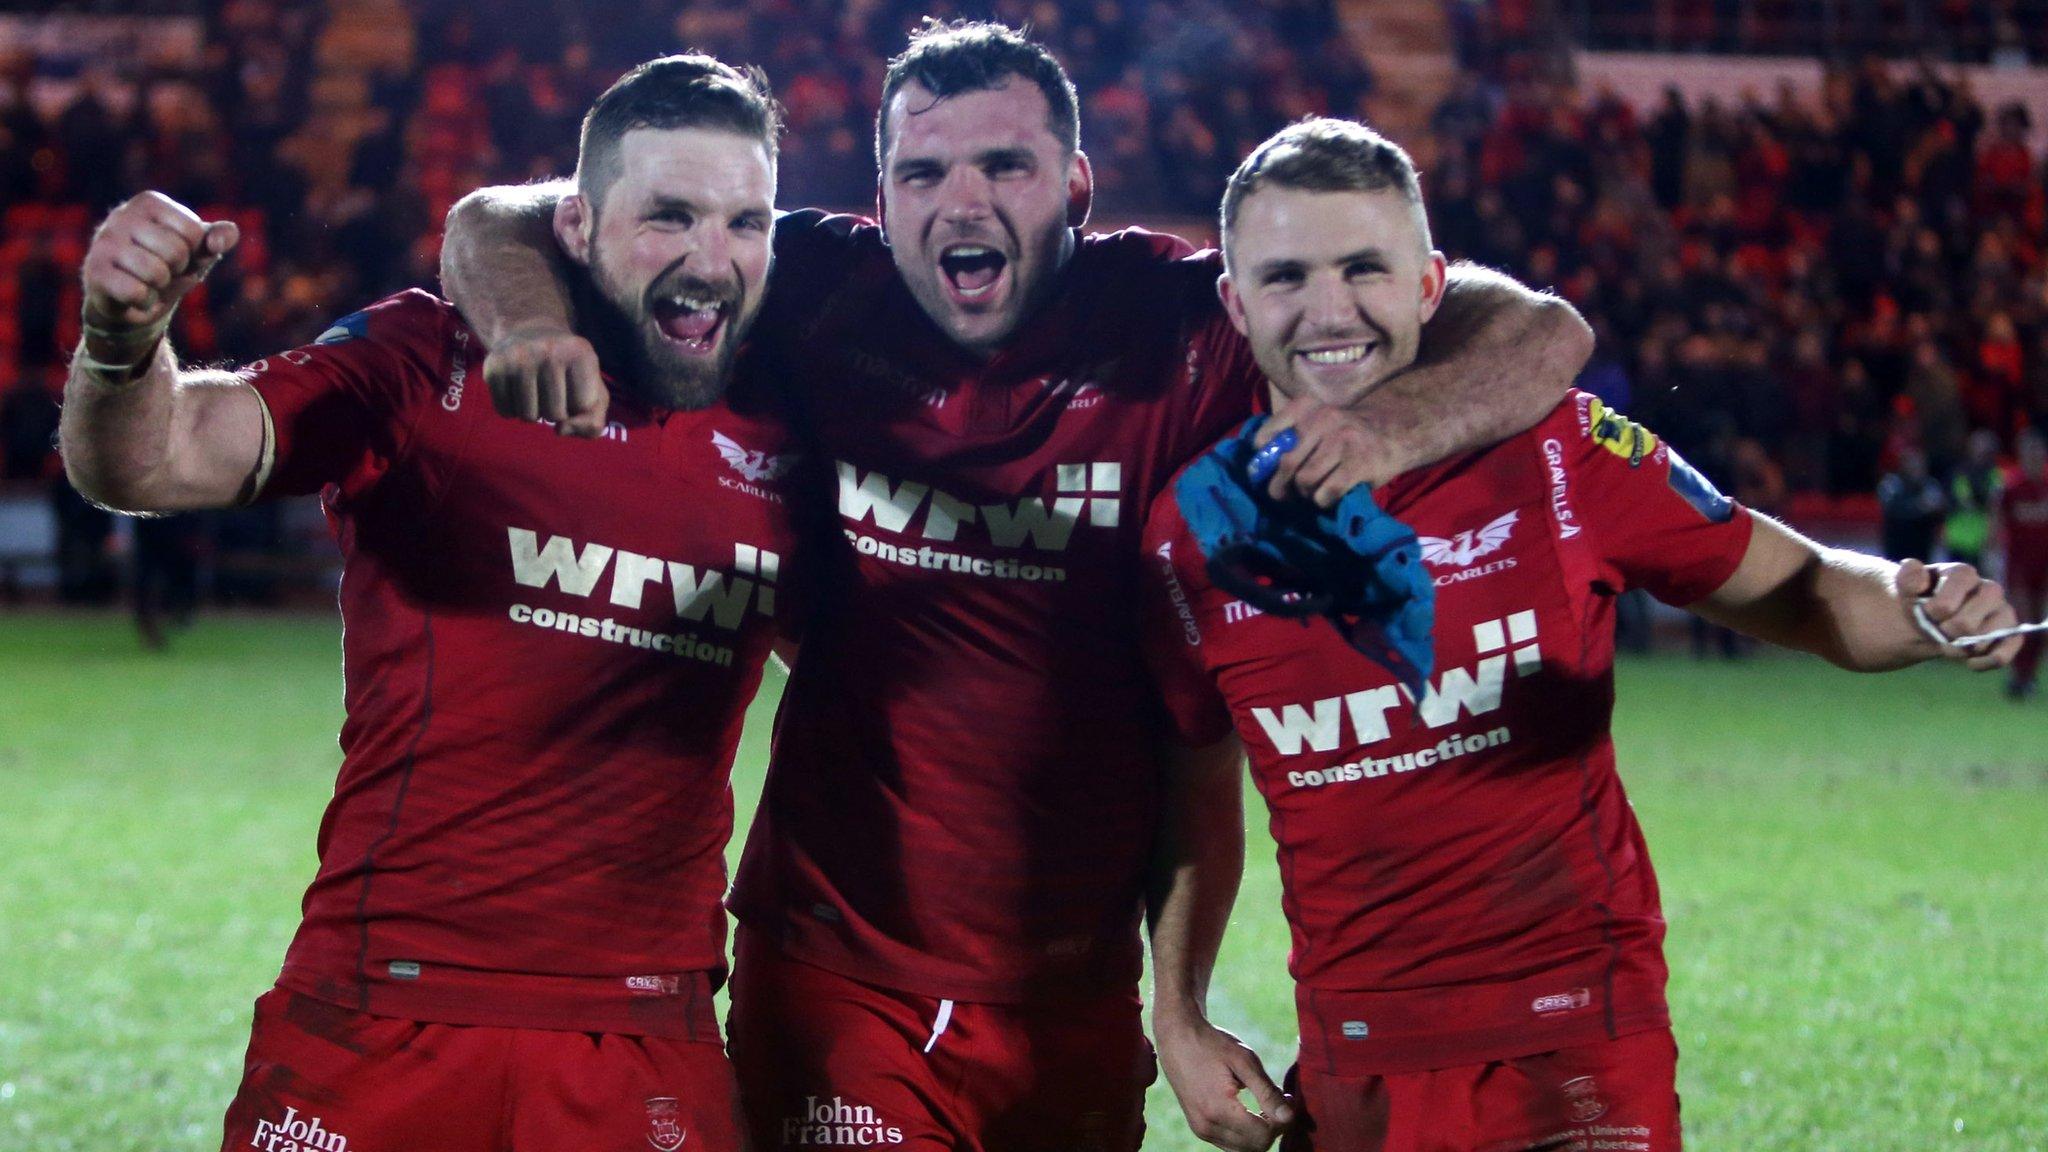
[70, 339, 156, 389]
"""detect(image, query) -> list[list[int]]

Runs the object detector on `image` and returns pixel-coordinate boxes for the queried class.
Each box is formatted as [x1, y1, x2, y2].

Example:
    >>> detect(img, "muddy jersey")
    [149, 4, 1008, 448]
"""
[245, 289, 804, 1034]
[1143, 391, 1754, 1073]
[728, 211, 1257, 1001]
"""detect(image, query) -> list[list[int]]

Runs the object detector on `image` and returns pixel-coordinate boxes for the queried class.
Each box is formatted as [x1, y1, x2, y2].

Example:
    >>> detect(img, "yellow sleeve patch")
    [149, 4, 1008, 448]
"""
[1586, 397, 1657, 467]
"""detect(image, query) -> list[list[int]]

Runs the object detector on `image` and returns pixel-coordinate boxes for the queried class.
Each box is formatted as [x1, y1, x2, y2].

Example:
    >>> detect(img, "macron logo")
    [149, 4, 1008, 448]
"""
[836, 462, 1121, 553]
[507, 528, 777, 630]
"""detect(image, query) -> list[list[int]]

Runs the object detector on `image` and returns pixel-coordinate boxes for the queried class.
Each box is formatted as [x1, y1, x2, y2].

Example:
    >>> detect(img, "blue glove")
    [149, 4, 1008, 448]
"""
[1176, 416, 1436, 699]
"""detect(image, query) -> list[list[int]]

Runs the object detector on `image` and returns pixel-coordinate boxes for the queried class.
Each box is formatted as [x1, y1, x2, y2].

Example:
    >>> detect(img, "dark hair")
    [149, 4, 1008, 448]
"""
[577, 54, 781, 207]
[1220, 118, 1427, 253]
[875, 20, 1080, 166]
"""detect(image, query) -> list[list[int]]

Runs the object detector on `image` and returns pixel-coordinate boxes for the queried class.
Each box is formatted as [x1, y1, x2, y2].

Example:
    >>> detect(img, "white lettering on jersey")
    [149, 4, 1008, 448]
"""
[508, 527, 614, 597]
[441, 329, 471, 412]
[506, 528, 776, 630]
[981, 497, 1082, 550]
[1154, 542, 1201, 647]
[668, 564, 753, 630]
[1253, 687, 1402, 755]
[835, 461, 1121, 554]
[1257, 612, 1542, 764]
[1543, 439, 1582, 539]
[837, 464, 929, 533]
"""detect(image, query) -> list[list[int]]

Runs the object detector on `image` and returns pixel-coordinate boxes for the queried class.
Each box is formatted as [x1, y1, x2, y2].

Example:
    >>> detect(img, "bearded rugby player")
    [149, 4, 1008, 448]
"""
[441, 23, 1593, 1152]
[1140, 118, 2022, 1152]
[62, 57, 797, 1151]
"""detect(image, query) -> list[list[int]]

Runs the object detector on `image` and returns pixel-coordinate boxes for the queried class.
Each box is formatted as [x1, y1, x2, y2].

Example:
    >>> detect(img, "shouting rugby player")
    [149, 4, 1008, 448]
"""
[1141, 118, 2023, 1152]
[62, 57, 794, 1151]
[442, 24, 1594, 1152]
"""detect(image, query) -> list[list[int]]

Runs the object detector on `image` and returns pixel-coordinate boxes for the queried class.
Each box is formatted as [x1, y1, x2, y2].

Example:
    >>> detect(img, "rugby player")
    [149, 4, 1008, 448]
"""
[60, 57, 794, 1151]
[1140, 118, 2023, 1152]
[440, 24, 1593, 1151]
[1998, 428, 2048, 700]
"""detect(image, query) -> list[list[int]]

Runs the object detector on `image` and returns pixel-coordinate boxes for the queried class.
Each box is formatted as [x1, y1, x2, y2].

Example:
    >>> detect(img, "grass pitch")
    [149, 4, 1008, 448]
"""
[0, 613, 2042, 1150]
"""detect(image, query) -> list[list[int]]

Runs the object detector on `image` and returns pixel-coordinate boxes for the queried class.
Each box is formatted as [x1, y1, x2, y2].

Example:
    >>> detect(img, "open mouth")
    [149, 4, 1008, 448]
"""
[938, 243, 1009, 303]
[650, 289, 731, 357]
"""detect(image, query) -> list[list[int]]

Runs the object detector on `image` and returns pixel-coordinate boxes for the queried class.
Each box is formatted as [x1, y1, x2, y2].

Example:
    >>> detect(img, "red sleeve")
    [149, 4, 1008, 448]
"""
[1175, 247, 1263, 463]
[241, 289, 456, 500]
[1139, 485, 1236, 747]
[1550, 391, 1755, 606]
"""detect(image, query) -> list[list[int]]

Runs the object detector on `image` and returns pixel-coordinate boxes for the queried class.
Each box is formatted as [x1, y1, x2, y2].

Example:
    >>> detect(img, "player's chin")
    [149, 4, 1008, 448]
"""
[641, 342, 734, 411]
[940, 306, 1021, 354]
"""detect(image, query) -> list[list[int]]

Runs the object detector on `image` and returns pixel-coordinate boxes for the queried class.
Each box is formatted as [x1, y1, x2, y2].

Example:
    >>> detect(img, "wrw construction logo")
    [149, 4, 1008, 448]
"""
[780, 1096, 905, 1146]
[1254, 613, 1542, 789]
[837, 462, 1121, 552]
[507, 528, 778, 629]
[250, 1107, 348, 1152]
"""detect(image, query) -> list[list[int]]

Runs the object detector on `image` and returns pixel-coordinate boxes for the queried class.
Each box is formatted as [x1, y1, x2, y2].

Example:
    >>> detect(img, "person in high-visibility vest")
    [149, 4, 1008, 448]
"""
[1948, 429, 2004, 570]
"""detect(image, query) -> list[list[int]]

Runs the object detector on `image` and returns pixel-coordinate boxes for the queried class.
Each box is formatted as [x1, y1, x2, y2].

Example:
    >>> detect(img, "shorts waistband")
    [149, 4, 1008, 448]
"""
[278, 960, 725, 1039]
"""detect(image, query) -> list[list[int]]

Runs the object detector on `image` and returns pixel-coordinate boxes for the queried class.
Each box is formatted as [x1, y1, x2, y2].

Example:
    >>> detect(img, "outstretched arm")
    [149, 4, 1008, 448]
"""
[1148, 733, 1292, 1152]
[1695, 516, 2023, 672]
[440, 181, 609, 434]
[1254, 263, 1594, 503]
[60, 191, 267, 513]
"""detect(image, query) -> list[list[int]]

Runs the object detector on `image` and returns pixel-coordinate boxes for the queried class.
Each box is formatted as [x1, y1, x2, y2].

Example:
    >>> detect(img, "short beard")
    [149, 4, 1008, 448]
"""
[581, 249, 739, 412]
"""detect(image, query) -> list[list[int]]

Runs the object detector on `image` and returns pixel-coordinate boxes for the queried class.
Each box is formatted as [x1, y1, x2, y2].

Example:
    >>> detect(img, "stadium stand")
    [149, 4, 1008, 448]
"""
[2, 0, 2045, 597]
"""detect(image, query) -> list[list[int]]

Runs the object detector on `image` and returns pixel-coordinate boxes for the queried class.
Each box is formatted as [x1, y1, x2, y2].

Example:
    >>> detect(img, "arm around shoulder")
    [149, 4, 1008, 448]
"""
[439, 180, 577, 348]
[1347, 264, 1593, 478]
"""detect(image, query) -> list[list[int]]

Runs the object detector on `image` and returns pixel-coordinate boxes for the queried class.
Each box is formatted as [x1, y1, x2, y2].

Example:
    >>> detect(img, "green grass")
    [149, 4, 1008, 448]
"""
[0, 614, 2042, 1150]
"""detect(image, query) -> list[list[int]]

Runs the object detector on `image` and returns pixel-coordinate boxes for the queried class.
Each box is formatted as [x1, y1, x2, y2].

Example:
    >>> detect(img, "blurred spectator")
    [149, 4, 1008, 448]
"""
[1877, 447, 1951, 560]
[134, 515, 202, 651]
[1, 376, 60, 482]
[1998, 429, 2047, 700]
[1945, 428, 2003, 568]
[51, 478, 116, 605]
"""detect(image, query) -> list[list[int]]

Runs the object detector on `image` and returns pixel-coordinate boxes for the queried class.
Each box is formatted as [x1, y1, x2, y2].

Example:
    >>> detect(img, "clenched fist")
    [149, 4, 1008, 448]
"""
[484, 325, 610, 436]
[1897, 558, 2025, 670]
[80, 191, 239, 364]
[1250, 393, 1401, 507]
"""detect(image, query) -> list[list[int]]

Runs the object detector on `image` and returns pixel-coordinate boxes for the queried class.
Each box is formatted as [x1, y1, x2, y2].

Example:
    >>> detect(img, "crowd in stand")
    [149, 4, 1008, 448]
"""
[4, 0, 2047, 593]
[1436, 7, 2047, 515]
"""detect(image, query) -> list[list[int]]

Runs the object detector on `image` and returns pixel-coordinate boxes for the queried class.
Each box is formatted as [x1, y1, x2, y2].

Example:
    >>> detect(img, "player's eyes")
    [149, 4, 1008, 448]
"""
[650, 210, 693, 228]
[1346, 262, 1387, 279]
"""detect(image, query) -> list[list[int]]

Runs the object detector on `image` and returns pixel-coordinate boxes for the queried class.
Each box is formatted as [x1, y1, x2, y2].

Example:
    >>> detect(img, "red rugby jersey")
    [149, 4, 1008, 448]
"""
[727, 211, 1257, 1001]
[1142, 391, 1754, 1074]
[244, 289, 804, 1034]
[2000, 474, 2048, 576]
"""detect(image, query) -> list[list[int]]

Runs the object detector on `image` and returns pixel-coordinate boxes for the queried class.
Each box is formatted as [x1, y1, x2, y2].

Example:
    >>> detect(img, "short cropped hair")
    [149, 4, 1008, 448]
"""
[875, 20, 1080, 166]
[577, 54, 780, 209]
[1220, 118, 1429, 256]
